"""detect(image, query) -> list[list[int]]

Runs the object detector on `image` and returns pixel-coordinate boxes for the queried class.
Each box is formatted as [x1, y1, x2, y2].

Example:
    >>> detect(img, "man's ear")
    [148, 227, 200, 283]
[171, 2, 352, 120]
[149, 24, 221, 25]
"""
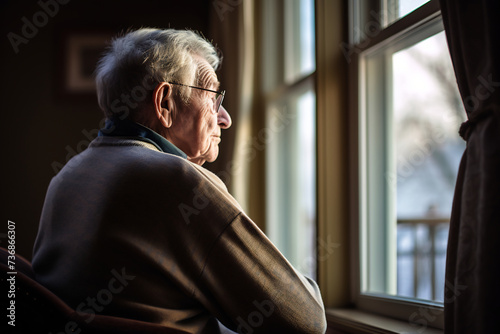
[153, 82, 174, 128]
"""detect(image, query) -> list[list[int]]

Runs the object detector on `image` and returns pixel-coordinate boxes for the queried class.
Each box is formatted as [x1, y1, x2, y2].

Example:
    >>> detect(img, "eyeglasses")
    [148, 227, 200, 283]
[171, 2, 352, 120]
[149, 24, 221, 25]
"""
[168, 82, 225, 114]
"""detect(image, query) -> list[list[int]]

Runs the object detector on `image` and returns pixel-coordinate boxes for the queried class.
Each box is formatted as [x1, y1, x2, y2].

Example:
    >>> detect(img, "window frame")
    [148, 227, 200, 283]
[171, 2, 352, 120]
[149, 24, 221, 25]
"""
[348, 0, 448, 329]
[260, 0, 318, 279]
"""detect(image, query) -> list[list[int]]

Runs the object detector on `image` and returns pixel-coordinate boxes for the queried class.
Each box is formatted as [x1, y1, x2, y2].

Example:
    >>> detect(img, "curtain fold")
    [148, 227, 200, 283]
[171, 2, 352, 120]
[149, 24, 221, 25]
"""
[438, 1, 500, 332]
[208, 0, 256, 212]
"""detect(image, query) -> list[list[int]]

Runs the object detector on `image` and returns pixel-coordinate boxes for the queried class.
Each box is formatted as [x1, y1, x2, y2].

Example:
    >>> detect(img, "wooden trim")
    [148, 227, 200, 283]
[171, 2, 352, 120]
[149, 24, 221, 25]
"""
[327, 308, 444, 334]
[352, 0, 440, 53]
[315, 0, 350, 307]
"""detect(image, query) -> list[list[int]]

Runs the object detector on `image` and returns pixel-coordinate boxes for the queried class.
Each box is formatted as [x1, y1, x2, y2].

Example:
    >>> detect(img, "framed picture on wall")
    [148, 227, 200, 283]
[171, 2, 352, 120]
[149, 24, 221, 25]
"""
[56, 29, 115, 102]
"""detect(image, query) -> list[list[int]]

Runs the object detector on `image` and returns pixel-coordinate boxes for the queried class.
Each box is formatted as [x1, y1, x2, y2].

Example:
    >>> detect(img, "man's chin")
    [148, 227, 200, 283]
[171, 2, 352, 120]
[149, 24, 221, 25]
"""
[189, 147, 219, 165]
[205, 148, 219, 164]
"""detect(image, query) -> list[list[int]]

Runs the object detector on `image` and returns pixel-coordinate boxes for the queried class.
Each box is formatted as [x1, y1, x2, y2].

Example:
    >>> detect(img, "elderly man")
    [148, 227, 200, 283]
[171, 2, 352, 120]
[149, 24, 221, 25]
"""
[32, 28, 326, 333]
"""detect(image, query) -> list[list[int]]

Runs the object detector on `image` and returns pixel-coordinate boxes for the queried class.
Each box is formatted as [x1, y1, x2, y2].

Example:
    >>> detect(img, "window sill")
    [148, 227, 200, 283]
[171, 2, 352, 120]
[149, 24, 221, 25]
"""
[326, 308, 443, 334]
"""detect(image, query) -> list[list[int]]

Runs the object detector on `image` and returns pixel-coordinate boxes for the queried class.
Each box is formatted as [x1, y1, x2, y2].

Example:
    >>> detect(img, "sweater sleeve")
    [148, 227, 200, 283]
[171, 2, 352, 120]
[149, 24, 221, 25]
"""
[193, 212, 327, 334]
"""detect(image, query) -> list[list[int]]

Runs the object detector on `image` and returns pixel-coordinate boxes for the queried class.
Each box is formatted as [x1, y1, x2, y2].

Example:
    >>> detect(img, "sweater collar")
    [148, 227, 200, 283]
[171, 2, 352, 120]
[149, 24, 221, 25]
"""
[98, 117, 187, 159]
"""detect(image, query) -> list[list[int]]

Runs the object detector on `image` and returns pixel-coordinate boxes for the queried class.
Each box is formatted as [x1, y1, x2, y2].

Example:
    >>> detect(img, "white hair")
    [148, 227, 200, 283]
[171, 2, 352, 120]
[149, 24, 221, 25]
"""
[95, 28, 221, 119]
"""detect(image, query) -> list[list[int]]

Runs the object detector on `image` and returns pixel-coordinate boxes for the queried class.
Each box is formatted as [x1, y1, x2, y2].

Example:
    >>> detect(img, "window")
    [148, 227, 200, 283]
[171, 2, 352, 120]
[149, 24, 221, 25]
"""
[350, 0, 465, 328]
[262, 0, 317, 279]
[382, 0, 431, 27]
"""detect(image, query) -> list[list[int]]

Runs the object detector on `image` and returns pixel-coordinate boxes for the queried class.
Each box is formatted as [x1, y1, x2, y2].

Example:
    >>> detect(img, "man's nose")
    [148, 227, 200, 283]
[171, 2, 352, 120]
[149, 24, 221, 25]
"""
[218, 105, 232, 129]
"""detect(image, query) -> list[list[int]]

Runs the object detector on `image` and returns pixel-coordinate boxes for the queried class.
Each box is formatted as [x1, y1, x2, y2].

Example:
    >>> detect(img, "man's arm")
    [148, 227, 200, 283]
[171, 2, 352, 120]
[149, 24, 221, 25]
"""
[193, 212, 327, 334]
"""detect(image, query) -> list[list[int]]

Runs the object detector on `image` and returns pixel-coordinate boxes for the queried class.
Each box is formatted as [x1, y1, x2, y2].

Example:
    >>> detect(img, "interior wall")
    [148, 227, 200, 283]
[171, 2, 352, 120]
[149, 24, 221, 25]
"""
[316, 0, 350, 307]
[0, 0, 212, 260]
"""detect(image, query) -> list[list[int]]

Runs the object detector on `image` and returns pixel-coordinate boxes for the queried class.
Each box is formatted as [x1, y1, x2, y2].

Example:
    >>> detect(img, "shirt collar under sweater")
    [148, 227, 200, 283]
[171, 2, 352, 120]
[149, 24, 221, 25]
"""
[98, 117, 187, 159]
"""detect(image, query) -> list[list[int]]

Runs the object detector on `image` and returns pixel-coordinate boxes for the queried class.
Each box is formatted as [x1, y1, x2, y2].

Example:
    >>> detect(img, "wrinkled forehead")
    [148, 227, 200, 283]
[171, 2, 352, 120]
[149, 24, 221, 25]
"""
[194, 56, 219, 90]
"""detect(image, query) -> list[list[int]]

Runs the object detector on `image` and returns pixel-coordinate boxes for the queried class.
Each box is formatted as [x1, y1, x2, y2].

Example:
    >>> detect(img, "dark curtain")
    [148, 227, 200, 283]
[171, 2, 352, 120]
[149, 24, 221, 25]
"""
[439, 0, 500, 333]
[207, 1, 255, 202]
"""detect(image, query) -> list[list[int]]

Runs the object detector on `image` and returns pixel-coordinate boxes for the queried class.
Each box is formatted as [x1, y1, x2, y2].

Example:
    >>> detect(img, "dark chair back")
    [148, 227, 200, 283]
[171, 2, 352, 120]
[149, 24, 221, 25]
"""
[0, 247, 188, 333]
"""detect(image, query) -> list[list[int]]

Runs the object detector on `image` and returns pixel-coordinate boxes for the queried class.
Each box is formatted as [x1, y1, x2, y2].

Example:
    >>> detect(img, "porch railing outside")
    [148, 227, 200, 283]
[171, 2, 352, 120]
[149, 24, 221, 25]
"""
[397, 218, 449, 302]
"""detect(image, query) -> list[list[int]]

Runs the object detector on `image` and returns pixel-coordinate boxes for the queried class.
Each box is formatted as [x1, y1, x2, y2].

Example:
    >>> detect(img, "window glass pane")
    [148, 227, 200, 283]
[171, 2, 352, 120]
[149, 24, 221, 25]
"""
[398, 0, 430, 17]
[299, 0, 315, 76]
[362, 29, 465, 302]
[382, 0, 431, 27]
[284, 0, 316, 83]
[266, 88, 317, 279]
[393, 31, 463, 302]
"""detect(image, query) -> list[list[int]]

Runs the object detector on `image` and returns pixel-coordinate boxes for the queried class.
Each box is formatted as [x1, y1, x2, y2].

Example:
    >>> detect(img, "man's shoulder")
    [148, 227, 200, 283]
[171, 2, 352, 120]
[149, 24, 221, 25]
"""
[87, 137, 243, 222]
[86, 136, 231, 196]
